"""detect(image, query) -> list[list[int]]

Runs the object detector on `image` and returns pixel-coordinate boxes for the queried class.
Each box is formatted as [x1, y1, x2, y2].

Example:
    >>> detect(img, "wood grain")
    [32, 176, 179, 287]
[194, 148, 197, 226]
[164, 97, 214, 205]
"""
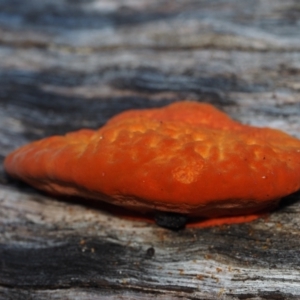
[1, 0, 300, 299]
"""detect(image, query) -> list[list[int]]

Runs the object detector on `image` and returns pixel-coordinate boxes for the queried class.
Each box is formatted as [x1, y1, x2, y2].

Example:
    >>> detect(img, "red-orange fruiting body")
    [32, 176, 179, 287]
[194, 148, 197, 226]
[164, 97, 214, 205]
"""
[4, 101, 300, 227]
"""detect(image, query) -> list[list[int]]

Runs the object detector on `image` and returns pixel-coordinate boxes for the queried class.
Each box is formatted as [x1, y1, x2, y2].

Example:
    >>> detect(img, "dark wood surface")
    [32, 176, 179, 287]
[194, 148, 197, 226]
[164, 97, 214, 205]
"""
[1, 0, 300, 299]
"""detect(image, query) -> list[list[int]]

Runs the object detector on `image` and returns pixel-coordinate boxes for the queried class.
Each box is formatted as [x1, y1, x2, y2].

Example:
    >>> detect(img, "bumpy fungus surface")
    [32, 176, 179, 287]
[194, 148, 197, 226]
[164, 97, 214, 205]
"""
[4, 101, 300, 227]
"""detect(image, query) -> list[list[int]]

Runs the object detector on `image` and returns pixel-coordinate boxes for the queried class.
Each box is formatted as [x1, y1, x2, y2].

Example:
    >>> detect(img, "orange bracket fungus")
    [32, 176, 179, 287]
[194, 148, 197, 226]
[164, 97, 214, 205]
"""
[4, 101, 300, 229]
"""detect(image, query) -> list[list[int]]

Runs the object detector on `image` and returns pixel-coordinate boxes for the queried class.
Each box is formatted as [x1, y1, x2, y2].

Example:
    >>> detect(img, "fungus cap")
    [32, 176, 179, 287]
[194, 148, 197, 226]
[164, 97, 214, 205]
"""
[4, 101, 300, 221]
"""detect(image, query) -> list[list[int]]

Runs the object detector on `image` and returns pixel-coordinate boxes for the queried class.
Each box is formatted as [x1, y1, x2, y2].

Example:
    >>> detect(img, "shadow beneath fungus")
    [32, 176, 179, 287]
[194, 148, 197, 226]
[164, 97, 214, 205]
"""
[0, 171, 38, 194]
[276, 190, 300, 211]
[37, 192, 189, 230]
[5, 174, 300, 231]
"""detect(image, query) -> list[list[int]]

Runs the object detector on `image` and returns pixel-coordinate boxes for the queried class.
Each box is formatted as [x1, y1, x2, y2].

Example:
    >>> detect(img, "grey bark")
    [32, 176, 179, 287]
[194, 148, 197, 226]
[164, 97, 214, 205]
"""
[1, 0, 300, 299]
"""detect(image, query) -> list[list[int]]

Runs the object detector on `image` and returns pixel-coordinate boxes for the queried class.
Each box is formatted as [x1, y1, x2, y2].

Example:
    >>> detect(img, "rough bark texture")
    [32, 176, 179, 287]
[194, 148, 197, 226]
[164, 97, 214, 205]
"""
[1, 0, 300, 299]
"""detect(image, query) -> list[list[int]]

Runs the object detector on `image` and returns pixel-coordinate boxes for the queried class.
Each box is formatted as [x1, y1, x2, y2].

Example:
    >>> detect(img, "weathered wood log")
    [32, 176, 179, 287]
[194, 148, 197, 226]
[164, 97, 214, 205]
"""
[1, 0, 300, 299]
